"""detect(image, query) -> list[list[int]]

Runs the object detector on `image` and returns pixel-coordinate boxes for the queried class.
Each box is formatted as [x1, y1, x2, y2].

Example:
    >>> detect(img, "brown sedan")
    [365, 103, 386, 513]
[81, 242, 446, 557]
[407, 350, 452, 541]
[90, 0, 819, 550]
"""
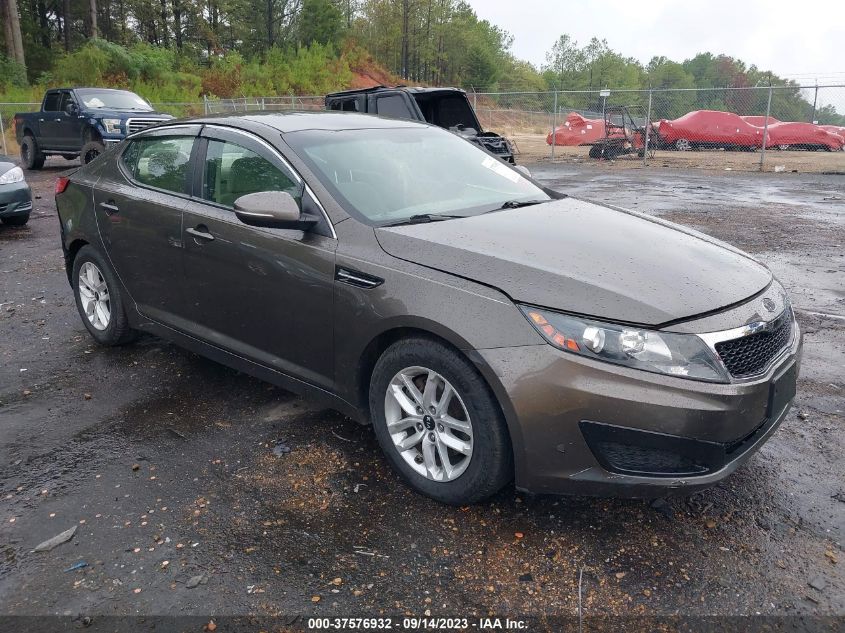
[55, 112, 801, 504]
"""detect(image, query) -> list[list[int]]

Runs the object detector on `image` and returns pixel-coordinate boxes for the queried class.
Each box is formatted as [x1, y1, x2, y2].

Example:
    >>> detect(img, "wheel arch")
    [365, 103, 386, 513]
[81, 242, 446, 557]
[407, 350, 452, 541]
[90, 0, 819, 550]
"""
[353, 323, 522, 481]
[83, 124, 103, 145]
[65, 238, 89, 284]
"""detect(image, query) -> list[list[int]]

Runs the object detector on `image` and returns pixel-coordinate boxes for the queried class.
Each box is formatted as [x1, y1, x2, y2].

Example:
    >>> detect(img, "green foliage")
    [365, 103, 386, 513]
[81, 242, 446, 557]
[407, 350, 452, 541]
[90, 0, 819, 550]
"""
[299, 0, 345, 47]
[0, 55, 28, 90]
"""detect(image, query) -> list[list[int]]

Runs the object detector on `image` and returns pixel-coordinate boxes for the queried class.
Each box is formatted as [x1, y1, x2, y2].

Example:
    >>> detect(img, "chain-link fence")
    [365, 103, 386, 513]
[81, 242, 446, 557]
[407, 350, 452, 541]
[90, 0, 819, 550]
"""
[3, 85, 844, 172]
[472, 85, 845, 171]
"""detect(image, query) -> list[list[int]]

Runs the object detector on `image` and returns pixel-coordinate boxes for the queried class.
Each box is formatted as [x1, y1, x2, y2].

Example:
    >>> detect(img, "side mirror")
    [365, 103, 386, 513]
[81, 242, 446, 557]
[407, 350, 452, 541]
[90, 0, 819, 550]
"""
[65, 103, 78, 116]
[513, 164, 531, 178]
[234, 191, 319, 230]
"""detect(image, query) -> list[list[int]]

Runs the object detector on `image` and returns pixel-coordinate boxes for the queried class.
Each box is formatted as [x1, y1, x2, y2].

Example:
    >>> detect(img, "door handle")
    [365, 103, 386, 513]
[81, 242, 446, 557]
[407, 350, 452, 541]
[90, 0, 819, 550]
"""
[187, 226, 214, 242]
[99, 201, 119, 215]
[55, 118, 62, 122]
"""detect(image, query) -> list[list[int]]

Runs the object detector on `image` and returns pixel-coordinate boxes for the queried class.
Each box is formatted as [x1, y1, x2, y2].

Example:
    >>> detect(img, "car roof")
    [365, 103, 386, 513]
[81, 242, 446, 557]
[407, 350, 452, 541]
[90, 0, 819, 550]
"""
[48, 87, 135, 92]
[326, 86, 466, 97]
[158, 111, 429, 134]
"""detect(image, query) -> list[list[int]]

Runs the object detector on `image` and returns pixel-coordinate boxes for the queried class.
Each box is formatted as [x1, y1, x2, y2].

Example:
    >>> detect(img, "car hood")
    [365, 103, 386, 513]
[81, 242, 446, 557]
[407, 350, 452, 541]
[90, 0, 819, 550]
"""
[85, 109, 173, 119]
[375, 197, 772, 326]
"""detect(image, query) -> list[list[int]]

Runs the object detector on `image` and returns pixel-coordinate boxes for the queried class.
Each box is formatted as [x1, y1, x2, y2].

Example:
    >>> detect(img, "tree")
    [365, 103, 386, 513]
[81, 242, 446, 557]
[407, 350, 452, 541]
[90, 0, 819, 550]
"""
[2, 0, 27, 70]
[298, 0, 343, 46]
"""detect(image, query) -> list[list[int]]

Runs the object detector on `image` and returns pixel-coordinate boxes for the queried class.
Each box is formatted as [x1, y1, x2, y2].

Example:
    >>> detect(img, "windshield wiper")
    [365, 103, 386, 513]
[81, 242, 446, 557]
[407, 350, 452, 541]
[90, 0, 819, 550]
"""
[382, 214, 468, 227]
[497, 199, 548, 210]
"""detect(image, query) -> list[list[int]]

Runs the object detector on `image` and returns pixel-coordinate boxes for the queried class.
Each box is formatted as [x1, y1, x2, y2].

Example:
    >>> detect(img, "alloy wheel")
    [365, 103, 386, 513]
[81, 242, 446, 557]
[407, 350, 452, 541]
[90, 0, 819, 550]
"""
[675, 138, 691, 151]
[78, 261, 111, 331]
[384, 366, 473, 482]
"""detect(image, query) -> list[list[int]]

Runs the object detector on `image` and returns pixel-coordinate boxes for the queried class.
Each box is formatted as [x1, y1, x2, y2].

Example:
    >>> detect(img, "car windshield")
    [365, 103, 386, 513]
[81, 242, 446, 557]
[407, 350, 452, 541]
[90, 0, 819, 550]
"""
[77, 90, 153, 111]
[285, 126, 550, 225]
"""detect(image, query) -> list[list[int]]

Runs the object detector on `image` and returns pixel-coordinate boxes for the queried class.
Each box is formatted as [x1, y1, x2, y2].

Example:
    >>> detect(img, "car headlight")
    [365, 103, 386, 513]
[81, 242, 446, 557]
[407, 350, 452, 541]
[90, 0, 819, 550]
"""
[101, 118, 122, 134]
[519, 305, 728, 382]
[0, 166, 24, 184]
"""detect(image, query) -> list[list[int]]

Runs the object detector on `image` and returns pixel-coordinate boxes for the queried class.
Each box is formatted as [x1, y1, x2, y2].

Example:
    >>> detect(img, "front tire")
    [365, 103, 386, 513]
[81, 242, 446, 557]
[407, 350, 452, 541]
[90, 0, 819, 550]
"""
[81, 141, 105, 165]
[369, 337, 512, 504]
[72, 245, 137, 346]
[20, 135, 45, 170]
[1, 214, 29, 226]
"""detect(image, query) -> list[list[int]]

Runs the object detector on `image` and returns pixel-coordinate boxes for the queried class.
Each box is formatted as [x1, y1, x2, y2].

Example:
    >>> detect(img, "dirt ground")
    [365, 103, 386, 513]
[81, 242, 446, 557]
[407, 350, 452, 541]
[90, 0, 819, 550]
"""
[0, 159, 843, 632]
[513, 133, 845, 173]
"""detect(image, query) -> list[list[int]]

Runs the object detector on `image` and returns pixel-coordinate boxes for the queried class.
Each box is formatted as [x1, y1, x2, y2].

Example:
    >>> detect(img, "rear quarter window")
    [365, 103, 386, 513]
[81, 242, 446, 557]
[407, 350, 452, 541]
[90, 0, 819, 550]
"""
[121, 136, 195, 195]
[375, 94, 413, 119]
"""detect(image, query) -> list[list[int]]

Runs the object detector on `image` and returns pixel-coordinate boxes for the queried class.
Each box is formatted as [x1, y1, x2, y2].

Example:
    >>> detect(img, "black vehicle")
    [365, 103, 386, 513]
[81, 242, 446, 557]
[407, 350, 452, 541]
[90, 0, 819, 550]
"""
[587, 105, 659, 160]
[55, 112, 800, 505]
[14, 88, 173, 169]
[325, 86, 515, 164]
[0, 154, 32, 226]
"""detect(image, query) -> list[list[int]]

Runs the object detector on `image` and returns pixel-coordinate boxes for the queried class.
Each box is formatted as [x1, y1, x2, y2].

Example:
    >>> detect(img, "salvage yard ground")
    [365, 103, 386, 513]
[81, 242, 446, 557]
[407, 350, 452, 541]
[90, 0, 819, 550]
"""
[0, 160, 842, 626]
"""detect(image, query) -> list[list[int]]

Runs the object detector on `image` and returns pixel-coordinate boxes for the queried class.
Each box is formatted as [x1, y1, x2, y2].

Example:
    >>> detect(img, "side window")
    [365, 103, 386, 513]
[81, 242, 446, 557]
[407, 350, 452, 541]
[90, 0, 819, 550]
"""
[121, 136, 194, 194]
[43, 92, 61, 111]
[328, 98, 359, 112]
[201, 139, 299, 208]
[58, 92, 74, 113]
[375, 94, 412, 119]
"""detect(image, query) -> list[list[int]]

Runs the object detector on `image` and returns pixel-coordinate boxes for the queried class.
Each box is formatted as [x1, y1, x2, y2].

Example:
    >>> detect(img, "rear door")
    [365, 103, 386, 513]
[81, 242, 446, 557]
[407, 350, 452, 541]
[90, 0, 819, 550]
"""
[93, 125, 201, 326]
[180, 126, 337, 389]
[39, 91, 63, 149]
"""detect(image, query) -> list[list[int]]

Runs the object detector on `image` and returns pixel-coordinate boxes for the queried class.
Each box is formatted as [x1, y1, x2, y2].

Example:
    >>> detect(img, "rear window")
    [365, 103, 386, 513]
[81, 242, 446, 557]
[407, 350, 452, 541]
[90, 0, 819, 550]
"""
[121, 136, 194, 194]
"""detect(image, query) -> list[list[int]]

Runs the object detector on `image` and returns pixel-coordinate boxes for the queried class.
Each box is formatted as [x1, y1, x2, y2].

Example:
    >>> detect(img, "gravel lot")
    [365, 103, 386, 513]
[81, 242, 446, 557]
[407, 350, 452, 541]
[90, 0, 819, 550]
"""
[0, 159, 843, 631]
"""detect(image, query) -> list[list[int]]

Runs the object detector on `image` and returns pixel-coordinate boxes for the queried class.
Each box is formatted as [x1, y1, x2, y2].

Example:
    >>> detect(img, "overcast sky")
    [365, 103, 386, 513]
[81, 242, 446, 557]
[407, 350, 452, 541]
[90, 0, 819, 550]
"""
[465, 0, 845, 85]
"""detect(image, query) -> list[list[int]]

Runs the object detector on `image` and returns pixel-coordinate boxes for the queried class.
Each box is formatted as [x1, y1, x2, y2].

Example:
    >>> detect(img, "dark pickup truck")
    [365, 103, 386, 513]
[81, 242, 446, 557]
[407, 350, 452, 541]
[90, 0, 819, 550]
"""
[325, 86, 515, 163]
[14, 87, 173, 169]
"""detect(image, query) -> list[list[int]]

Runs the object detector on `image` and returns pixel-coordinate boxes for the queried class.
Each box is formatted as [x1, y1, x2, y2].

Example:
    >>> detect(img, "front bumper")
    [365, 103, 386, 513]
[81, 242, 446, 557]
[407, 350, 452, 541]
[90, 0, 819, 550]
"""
[475, 321, 802, 497]
[0, 180, 33, 218]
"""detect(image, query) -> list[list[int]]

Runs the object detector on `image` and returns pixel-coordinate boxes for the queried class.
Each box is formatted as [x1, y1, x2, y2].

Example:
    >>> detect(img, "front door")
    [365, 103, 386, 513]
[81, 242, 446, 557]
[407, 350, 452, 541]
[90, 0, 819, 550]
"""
[93, 126, 201, 326]
[180, 127, 337, 389]
[56, 91, 84, 150]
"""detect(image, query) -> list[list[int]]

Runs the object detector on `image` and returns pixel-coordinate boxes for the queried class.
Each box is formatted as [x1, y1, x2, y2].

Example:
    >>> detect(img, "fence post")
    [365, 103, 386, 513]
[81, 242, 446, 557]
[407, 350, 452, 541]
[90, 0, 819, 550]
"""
[550, 90, 558, 161]
[759, 86, 773, 172]
[643, 89, 652, 167]
[0, 112, 6, 156]
[203, 95, 208, 115]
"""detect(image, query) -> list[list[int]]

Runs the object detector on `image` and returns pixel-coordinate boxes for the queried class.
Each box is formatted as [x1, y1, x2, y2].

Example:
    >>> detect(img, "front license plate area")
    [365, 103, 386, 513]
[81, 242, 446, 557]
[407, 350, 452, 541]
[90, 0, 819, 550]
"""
[768, 363, 797, 420]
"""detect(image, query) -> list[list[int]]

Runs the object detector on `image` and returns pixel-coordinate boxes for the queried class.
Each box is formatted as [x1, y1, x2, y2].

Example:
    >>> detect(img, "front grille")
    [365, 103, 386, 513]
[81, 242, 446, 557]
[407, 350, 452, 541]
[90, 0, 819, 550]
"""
[126, 118, 166, 135]
[483, 140, 509, 155]
[715, 309, 793, 378]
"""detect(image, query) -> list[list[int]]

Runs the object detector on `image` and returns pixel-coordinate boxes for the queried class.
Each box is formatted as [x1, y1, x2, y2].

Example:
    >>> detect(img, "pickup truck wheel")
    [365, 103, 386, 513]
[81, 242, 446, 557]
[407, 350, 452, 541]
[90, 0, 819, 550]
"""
[81, 141, 105, 164]
[20, 136, 45, 170]
[1, 214, 30, 227]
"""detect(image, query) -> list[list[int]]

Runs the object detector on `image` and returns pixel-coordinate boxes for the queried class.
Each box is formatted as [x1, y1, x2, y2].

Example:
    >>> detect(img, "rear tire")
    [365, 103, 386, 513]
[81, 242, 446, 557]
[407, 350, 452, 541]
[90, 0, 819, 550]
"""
[81, 141, 105, 165]
[20, 135, 45, 170]
[72, 245, 137, 346]
[1, 214, 29, 226]
[369, 337, 512, 505]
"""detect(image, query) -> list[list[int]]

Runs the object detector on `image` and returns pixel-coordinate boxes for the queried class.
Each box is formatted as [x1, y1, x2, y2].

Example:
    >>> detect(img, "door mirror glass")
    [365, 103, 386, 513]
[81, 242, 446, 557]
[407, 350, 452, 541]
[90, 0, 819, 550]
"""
[65, 102, 78, 116]
[234, 191, 317, 230]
